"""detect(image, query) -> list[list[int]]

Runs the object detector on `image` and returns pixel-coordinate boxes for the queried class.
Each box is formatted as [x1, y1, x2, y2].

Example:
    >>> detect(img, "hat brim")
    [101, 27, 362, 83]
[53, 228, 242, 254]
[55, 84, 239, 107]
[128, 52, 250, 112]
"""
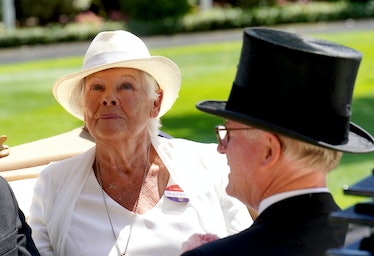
[53, 56, 181, 120]
[197, 100, 374, 153]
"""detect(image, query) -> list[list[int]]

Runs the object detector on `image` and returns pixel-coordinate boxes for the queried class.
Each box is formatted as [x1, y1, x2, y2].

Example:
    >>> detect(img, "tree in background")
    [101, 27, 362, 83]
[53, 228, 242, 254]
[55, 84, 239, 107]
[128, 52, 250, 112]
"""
[118, 0, 191, 21]
[117, 0, 192, 35]
[11, 0, 191, 26]
[15, 0, 91, 25]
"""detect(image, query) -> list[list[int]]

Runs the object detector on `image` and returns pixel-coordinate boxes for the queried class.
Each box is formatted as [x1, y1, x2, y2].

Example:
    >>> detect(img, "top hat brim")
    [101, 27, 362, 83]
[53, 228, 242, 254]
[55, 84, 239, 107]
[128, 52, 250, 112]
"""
[197, 100, 374, 154]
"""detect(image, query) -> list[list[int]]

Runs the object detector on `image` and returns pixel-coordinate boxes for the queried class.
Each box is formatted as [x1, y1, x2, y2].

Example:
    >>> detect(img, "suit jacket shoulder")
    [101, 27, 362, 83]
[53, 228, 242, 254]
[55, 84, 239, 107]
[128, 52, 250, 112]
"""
[0, 176, 40, 256]
[182, 193, 346, 256]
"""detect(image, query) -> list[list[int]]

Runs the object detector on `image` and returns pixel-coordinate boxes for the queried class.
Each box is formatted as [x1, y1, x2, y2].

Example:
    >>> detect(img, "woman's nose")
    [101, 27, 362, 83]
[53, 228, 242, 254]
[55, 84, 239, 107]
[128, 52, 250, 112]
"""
[102, 94, 118, 106]
[103, 99, 116, 106]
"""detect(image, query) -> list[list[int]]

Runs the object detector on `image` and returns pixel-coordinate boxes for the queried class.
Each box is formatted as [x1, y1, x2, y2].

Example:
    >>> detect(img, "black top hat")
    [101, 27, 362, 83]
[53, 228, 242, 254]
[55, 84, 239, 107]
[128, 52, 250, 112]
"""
[197, 27, 374, 153]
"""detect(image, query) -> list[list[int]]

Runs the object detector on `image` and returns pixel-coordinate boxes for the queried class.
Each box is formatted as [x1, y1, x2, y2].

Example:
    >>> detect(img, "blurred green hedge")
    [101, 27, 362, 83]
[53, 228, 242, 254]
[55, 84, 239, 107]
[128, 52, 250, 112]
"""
[1, 1, 374, 48]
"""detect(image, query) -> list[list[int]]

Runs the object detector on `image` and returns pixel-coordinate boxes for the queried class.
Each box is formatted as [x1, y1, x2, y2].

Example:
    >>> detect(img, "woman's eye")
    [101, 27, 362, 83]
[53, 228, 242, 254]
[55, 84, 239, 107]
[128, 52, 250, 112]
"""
[91, 84, 103, 91]
[121, 83, 133, 90]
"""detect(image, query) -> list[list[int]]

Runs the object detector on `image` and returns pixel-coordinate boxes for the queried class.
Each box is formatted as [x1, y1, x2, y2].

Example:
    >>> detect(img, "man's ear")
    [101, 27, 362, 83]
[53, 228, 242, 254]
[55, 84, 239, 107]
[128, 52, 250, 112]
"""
[262, 133, 282, 168]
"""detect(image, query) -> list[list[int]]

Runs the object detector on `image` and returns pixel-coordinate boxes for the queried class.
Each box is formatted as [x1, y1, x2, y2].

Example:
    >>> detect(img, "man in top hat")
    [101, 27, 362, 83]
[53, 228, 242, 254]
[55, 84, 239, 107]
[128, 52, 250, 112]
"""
[181, 27, 374, 256]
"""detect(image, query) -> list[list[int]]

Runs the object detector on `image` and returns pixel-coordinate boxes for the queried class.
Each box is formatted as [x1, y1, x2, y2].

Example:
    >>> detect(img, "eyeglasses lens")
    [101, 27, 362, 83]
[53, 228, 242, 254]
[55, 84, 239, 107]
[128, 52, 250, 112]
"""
[215, 125, 228, 147]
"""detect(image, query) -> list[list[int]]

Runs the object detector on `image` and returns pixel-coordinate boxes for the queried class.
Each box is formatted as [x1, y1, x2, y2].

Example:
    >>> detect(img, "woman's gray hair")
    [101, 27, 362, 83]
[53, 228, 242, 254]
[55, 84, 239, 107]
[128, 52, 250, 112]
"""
[140, 71, 162, 137]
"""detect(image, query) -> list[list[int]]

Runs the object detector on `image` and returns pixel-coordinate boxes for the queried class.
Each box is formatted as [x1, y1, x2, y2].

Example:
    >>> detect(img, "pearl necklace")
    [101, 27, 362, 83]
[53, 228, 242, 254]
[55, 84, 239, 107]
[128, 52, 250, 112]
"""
[96, 144, 151, 256]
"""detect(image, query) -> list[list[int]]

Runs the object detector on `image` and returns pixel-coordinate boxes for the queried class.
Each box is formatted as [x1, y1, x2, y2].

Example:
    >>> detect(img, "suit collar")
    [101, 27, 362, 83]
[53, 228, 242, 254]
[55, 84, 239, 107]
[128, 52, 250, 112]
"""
[257, 192, 340, 223]
[259, 188, 329, 214]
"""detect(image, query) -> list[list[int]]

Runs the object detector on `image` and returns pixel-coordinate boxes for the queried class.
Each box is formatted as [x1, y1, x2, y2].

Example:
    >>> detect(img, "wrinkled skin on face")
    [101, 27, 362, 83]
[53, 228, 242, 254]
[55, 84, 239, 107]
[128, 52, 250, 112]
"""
[83, 68, 162, 143]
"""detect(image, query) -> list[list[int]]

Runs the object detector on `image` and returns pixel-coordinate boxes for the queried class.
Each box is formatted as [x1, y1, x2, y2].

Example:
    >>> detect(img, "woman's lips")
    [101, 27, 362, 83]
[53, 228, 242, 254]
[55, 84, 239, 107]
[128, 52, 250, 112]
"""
[98, 113, 121, 119]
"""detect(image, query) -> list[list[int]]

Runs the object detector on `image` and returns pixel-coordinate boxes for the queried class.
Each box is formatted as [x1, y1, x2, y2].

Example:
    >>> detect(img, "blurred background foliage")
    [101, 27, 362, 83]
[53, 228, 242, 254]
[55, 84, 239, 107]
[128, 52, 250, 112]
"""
[1, 0, 374, 47]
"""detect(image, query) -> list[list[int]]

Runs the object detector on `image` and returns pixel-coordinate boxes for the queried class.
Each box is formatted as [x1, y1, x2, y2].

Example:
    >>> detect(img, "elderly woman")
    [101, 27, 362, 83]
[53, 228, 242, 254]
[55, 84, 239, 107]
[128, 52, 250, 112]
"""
[28, 30, 252, 256]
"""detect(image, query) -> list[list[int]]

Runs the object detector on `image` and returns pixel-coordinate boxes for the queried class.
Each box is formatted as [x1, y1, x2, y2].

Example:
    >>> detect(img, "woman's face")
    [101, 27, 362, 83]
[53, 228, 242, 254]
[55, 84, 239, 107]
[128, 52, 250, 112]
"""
[83, 68, 162, 141]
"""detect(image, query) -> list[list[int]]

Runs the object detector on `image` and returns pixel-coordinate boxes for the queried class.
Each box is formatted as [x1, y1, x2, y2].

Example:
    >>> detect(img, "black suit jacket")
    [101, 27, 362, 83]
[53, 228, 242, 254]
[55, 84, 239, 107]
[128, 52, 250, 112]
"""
[0, 176, 40, 256]
[182, 193, 347, 256]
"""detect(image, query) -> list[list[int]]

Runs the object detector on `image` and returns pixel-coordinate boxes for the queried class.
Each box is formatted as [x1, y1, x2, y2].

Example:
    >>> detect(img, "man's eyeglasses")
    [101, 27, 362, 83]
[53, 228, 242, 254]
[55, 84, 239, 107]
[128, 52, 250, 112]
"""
[215, 125, 253, 148]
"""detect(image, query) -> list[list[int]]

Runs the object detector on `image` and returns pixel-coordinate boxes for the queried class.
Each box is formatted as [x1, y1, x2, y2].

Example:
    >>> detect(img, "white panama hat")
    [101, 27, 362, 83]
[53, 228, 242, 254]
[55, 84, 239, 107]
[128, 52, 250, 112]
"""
[53, 30, 181, 120]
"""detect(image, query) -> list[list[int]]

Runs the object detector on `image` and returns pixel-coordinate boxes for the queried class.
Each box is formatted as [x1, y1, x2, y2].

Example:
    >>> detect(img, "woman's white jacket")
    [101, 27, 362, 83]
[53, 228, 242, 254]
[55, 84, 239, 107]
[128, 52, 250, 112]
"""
[28, 136, 252, 255]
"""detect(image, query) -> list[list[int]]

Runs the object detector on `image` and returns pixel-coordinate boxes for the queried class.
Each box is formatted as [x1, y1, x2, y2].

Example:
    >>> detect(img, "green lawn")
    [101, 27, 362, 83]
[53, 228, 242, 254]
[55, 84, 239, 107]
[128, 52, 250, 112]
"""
[1, 30, 374, 209]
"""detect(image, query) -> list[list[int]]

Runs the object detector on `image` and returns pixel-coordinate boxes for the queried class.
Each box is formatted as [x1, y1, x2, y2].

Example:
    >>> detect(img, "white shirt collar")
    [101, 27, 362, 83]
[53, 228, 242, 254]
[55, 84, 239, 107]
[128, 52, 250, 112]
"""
[258, 187, 330, 214]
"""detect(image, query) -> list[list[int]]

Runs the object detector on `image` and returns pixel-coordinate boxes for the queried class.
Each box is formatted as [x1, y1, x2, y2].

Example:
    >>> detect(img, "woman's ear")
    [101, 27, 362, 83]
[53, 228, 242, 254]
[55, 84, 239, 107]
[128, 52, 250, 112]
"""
[151, 89, 164, 117]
